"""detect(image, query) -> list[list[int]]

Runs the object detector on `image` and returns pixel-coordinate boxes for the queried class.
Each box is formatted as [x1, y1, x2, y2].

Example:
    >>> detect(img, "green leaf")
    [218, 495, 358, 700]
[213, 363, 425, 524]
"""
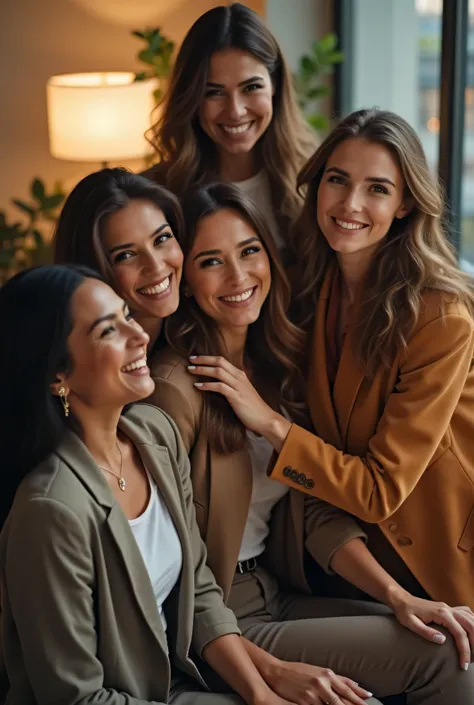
[307, 113, 328, 130]
[138, 48, 156, 65]
[307, 85, 330, 99]
[153, 86, 163, 103]
[132, 30, 146, 39]
[12, 199, 36, 218]
[300, 55, 316, 75]
[316, 33, 338, 53]
[32, 229, 44, 247]
[149, 33, 163, 54]
[31, 178, 45, 203]
[42, 193, 65, 210]
[327, 50, 344, 64]
[134, 71, 148, 82]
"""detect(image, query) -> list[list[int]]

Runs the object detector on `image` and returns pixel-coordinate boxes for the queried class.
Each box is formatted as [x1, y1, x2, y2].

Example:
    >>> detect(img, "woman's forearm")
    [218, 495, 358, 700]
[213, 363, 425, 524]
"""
[330, 537, 410, 607]
[202, 634, 273, 705]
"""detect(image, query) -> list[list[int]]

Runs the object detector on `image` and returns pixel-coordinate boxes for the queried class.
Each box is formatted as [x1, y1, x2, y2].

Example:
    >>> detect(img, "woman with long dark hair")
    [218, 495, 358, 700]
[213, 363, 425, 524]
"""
[0, 264, 341, 705]
[144, 2, 316, 253]
[150, 182, 474, 704]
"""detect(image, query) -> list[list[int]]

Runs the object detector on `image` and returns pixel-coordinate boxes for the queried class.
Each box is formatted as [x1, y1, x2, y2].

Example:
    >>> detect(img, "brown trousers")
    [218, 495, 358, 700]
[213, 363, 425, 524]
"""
[223, 565, 474, 705]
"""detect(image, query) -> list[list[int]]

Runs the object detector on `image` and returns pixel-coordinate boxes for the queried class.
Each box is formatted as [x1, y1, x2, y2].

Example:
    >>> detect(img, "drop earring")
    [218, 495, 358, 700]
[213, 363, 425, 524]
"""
[58, 386, 70, 417]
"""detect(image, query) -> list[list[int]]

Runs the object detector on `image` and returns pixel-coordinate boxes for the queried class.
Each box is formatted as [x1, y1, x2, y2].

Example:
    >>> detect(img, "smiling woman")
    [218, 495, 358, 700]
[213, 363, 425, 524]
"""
[53, 168, 184, 351]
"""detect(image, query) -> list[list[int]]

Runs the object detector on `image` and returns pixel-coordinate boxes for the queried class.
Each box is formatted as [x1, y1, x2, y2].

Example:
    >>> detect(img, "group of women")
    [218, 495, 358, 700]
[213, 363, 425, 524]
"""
[0, 3, 473, 705]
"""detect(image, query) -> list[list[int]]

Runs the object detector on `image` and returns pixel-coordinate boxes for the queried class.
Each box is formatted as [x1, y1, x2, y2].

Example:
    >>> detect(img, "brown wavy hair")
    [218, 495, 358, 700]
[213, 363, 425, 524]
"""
[292, 108, 474, 376]
[147, 2, 316, 236]
[166, 182, 306, 453]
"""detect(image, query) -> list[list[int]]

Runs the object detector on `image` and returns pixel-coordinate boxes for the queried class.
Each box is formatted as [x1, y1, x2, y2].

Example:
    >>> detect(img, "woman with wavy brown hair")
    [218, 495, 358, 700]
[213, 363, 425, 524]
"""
[187, 109, 474, 643]
[149, 182, 474, 705]
[144, 2, 316, 254]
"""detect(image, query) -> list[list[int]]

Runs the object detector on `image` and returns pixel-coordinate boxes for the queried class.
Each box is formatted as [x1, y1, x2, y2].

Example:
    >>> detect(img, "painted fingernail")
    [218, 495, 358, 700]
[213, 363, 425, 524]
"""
[189, 355, 197, 359]
[365, 693, 373, 697]
[187, 365, 196, 370]
[464, 662, 470, 671]
[194, 382, 203, 387]
[433, 633, 445, 643]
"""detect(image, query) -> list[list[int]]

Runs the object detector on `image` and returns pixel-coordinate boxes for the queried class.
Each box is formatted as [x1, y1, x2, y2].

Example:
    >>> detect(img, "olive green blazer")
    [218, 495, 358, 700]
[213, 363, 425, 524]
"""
[0, 404, 239, 705]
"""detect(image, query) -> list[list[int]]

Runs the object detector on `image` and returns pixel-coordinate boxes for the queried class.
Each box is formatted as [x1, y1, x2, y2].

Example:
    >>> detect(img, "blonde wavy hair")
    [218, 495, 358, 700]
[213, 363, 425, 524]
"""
[292, 108, 474, 376]
[147, 2, 316, 235]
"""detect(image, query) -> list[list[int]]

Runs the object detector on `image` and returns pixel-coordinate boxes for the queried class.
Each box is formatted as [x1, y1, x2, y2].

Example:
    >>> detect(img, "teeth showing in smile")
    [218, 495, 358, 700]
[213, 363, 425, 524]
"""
[335, 219, 366, 231]
[220, 288, 254, 303]
[121, 356, 147, 373]
[221, 122, 252, 134]
[139, 277, 170, 295]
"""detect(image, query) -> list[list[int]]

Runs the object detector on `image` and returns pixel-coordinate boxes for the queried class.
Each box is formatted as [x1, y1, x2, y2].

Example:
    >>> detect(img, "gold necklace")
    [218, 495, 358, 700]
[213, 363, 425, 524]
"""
[98, 442, 126, 492]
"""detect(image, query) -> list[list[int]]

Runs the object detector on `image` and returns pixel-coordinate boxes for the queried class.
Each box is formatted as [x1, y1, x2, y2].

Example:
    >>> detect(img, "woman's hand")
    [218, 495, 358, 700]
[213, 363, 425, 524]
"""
[187, 355, 291, 450]
[388, 588, 474, 670]
[260, 660, 374, 705]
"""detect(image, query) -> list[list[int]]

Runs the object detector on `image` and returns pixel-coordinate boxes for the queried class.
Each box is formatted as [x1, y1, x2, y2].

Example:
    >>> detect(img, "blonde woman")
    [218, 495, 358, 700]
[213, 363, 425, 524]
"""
[144, 2, 316, 254]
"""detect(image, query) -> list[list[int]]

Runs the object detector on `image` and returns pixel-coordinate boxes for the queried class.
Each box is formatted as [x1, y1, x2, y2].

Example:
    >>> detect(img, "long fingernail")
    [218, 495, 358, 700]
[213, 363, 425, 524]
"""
[366, 693, 373, 697]
[433, 633, 445, 643]
[194, 382, 203, 387]
[189, 355, 197, 359]
[464, 662, 470, 671]
[187, 365, 196, 370]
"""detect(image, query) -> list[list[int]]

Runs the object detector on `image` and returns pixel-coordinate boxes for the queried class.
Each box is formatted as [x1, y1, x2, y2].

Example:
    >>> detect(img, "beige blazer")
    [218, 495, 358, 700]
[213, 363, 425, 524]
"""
[148, 349, 367, 602]
[269, 265, 474, 607]
[0, 404, 239, 705]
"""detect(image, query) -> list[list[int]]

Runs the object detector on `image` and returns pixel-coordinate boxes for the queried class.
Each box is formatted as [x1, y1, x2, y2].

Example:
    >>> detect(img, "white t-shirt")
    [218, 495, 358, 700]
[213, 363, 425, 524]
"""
[238, 431, 289, 562]
[233, 171, 284, 250]
[129, 472, 183, 631]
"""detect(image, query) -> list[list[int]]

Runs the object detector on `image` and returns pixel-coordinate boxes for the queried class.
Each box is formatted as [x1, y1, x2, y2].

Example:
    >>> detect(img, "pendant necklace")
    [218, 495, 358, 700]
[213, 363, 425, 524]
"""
[98, 441, 126, 491]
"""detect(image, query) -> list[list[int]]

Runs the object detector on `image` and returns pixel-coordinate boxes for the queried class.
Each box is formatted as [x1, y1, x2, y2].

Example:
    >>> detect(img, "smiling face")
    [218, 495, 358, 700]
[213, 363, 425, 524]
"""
[199, 48, 274, 162]
[317, 137, 411, 262]
[184, 208, 271, 334]
[56, 277, 154, 413]
[101, 199, 183, 323]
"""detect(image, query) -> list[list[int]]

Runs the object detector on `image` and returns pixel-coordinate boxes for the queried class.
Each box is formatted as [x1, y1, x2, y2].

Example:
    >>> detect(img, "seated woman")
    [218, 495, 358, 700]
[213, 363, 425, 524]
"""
[151, 182, 474, 703]
[54, 167, 184, 352]
[0, 264, 364, 705]
[188, 112, 474, 641]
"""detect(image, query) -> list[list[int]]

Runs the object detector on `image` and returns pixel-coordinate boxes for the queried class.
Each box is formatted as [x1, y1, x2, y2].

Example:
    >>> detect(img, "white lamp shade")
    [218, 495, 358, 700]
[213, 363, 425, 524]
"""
[46, 72, 157, 162]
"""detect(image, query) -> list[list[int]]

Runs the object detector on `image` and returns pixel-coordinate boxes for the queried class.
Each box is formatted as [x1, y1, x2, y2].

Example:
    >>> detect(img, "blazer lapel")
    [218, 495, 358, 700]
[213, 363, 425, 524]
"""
[56, 428, 168, 652]
[310, 266, 343, 449]
[206, 447, 253, 600]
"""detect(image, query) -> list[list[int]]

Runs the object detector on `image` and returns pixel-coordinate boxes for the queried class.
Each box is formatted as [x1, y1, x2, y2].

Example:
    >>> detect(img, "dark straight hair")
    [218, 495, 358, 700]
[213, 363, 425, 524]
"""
[0, 264, 102, 527]
[53, 167, 184, 281]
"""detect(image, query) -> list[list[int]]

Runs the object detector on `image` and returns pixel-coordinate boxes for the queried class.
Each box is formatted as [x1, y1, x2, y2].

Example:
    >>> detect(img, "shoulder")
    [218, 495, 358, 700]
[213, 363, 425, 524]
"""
[123, 402, 182, 454]
[150, 348, 203, 408]
[414, 290, 474, 333]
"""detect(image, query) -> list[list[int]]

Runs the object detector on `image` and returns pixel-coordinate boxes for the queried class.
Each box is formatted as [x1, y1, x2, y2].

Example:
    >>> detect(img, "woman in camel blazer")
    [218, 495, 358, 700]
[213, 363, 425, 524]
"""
[150, 182, 474, 703]
[190, 111, 474, 617]
[0, 265, 315, 705]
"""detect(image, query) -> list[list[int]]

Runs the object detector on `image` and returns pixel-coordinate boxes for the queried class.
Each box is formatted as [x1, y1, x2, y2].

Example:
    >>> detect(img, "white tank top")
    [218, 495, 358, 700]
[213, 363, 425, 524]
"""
[129, 472, 183, 631]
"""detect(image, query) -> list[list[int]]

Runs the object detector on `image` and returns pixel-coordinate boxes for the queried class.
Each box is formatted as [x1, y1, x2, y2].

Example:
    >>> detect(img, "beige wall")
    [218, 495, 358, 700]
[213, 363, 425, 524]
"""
[0, 0, 263, 224]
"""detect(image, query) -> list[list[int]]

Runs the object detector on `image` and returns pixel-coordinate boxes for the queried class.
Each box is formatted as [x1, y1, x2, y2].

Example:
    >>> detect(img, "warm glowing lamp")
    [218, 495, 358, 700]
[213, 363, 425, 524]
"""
[46, 72, 156, 164]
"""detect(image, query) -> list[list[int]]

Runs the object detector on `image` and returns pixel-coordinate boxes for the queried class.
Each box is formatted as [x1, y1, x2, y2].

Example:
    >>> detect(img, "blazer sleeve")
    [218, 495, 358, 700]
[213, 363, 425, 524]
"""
[4, 497, 164, 705]
[269, 312, 474, 523]
[149, 375, 200, 454]
[165, 412, 240, 655]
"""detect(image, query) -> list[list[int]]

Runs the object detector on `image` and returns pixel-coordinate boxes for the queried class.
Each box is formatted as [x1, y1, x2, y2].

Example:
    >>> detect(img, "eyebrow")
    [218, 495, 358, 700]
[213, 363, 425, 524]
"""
[193, 236, 260, 261]
[206, 75, 265, 89]
[87, 301, 127, 334]
[107, 223, 170, 255]
[325, 166, 396, 188]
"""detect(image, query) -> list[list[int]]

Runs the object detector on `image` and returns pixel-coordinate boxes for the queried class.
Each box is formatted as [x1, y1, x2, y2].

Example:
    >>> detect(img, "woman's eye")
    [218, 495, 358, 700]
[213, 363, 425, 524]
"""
[242, 245, 261, 257]
[100, 325, 114, 338]
[113, 251, 134, 264]
[200, 257, 221, 268]
[125, 309, 134, 321]
[371, 184, 389, 195]
[243, 83, 263, 93]
[204, 89, 223, 98]
[154, 231, 172, 246]
[327, 175, 345, 185]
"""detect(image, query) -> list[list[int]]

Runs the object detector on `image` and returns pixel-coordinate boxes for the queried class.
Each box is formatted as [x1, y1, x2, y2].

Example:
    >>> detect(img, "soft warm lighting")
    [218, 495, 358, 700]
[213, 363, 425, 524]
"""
[427, 116, 440, 133]
[46, 72, 156, 162]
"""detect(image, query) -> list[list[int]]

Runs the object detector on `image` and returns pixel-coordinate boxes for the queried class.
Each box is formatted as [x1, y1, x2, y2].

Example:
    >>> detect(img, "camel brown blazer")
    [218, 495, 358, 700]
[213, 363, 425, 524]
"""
[269, 265, 474, 608]
[0, 404, 239, 705]
[148, 349, 367, 601]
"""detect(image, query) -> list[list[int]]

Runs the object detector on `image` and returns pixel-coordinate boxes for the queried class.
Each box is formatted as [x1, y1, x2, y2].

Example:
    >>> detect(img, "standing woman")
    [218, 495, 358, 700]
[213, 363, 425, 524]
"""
[188, 110, 474, 615]
[144, 2, 316, 252]
[150, 182, 474, 704]
[54, 168, 184, 351]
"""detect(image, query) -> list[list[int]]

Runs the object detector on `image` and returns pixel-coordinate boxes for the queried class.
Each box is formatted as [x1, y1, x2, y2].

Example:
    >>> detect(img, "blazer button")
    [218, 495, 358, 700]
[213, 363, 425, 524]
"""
[388, 523, 398, 533]
[305, 479, 315, 490]
[297, 473, 306, 485]
[397, 536, 413, 547]
[283, 466, 292, 477]
[290, 470, 299, 482]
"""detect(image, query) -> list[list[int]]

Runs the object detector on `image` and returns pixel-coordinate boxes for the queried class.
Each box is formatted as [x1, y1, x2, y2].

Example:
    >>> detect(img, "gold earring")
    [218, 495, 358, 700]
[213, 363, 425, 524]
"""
[58, 386, 70, 417]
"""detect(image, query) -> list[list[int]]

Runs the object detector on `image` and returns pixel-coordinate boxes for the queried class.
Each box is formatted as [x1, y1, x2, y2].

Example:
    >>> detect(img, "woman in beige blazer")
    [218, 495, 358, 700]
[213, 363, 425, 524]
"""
[188, 113, 474, 664]
[151, 182, 474, 703]
[0, 264, 348, 705]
